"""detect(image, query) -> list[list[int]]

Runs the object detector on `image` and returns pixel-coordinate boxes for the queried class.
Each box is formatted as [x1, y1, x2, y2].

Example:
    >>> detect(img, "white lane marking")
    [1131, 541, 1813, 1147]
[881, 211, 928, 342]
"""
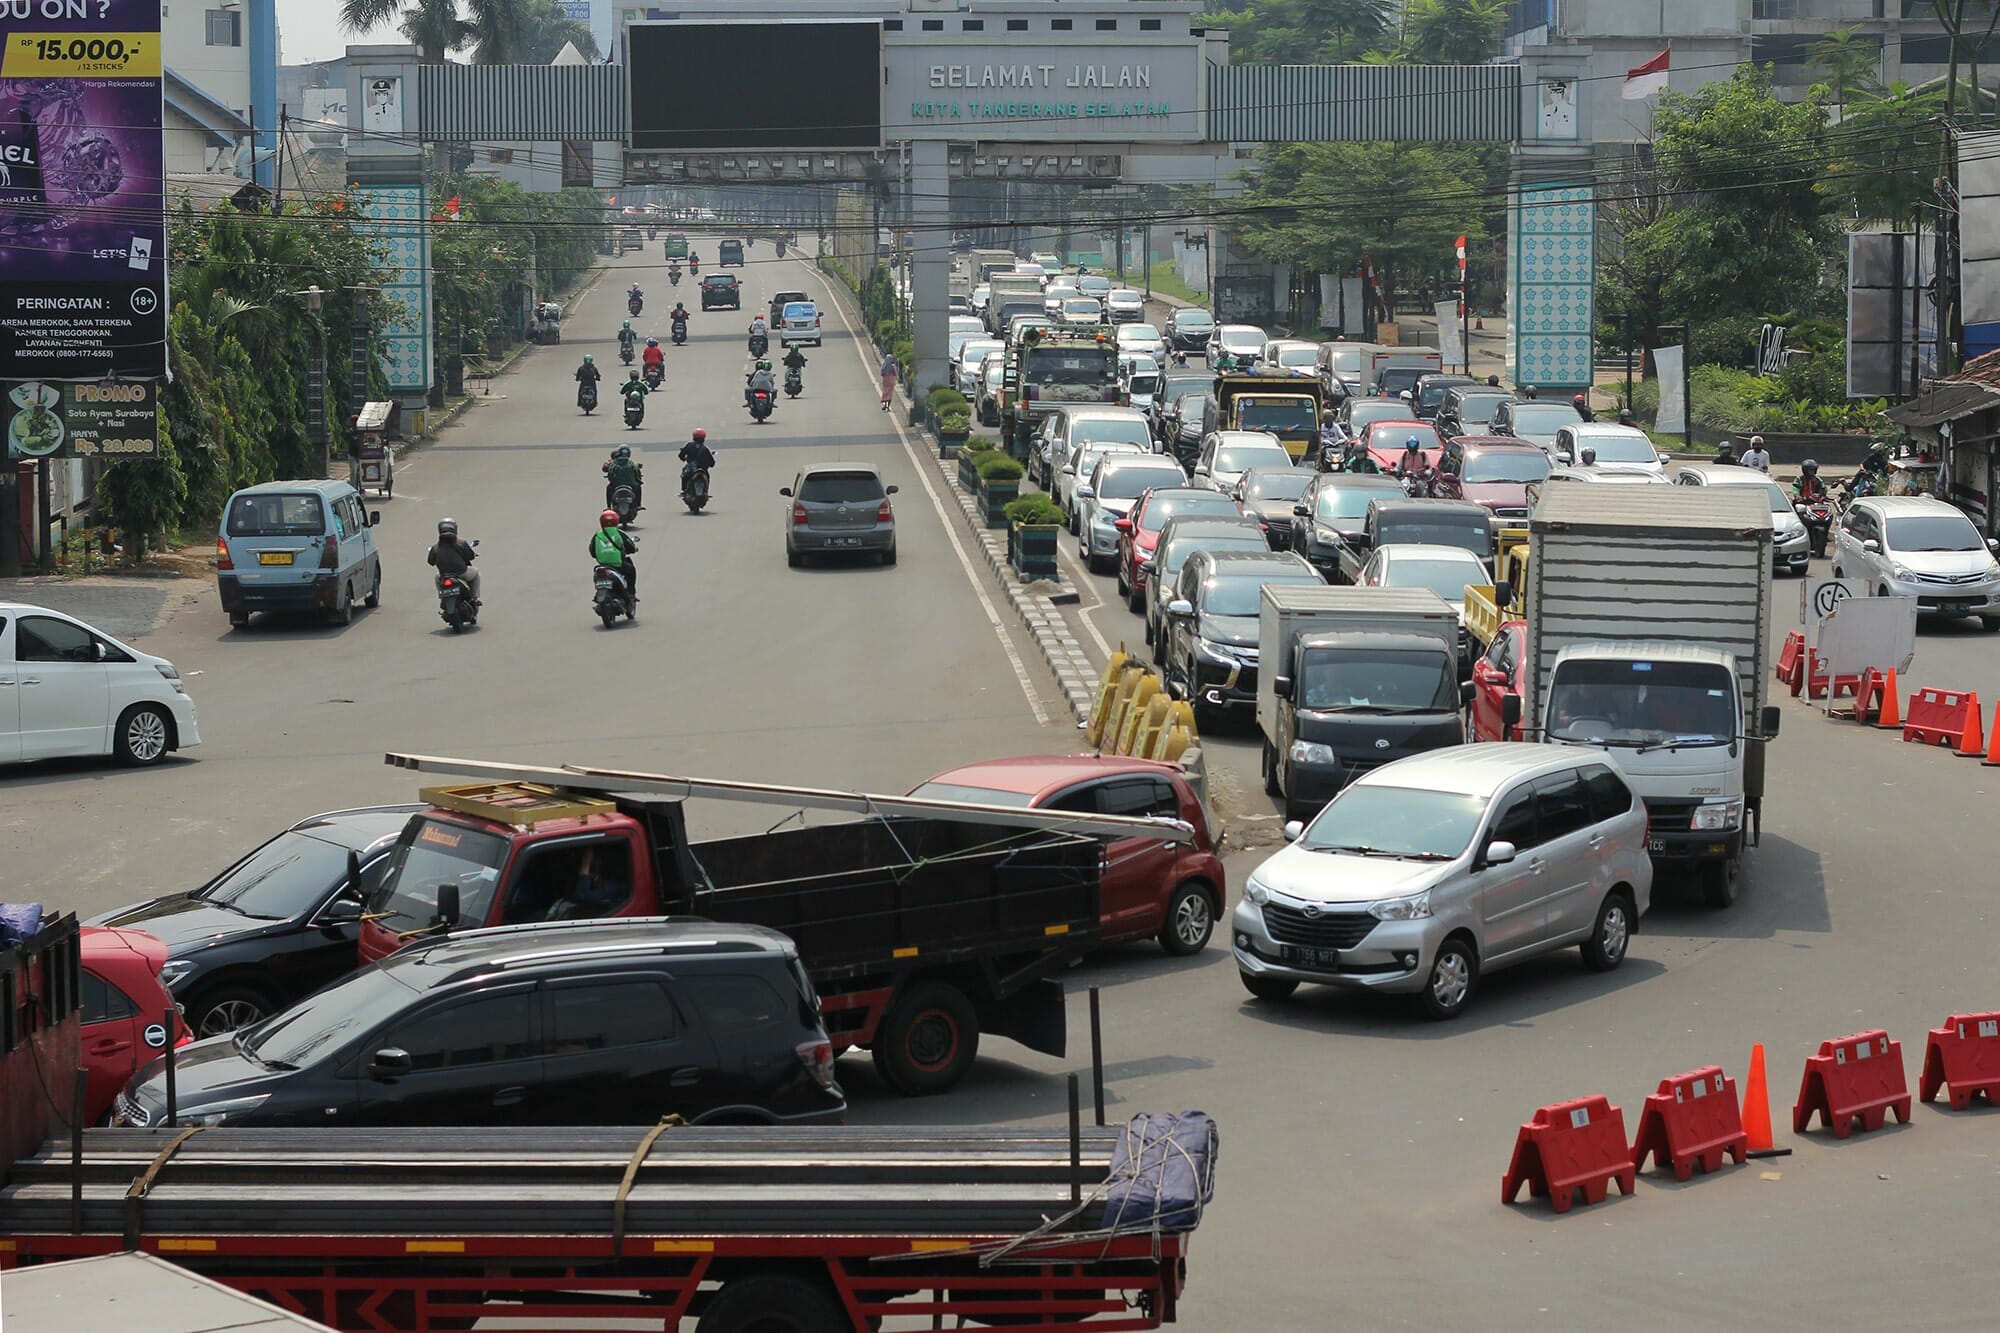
[800, 256, 1051, 726]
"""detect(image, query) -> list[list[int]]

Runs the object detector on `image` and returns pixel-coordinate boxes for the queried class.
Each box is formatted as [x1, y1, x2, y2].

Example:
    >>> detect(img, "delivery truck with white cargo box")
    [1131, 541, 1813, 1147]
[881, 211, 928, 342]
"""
[1509, 485, 1779, 907]
[1257, 585, 1466, 822]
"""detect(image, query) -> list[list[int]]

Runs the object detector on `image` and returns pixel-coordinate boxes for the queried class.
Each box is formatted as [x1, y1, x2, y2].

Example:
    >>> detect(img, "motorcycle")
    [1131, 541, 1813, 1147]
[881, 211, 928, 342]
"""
[435, 540, 480, 632]
[1400, 470, 1429, 498]
[784, 365, 803, 398]
[593, 559, 636, 627]
[669, 266, 682, 286]
[748, 332, 769, 358]
[775, 239, 787, 258]
[578, 381, 598, 415]
[611, 480, 641, 527]
[629, 294, 644, 317]
[689, 257, 700, 275]
[671, 319, 687, 346]
[643, 361, 664, 390]
[683, 467, 710, 514]
[1797, 497, 1834, 558]
[749, 389, 774, 423]
[619, 342, 635, 366]
[624, 394, 645, 430]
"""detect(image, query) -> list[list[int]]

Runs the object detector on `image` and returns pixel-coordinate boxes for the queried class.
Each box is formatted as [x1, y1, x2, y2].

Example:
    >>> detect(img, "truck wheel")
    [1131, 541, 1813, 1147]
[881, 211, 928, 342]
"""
[1700, 856, 1740, 909]
[1159, 882, 1215, 956]
[1239, 971, 1296, 1002]
[1261, 739, 1282, 797]
[873, 980, 979, 1096]
[696, 1274, 846, 1333]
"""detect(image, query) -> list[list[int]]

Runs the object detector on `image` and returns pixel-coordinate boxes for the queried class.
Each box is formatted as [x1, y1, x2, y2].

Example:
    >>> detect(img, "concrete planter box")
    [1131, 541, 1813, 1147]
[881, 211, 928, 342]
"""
[958, 452, 989, 493]
[936, 428, 968, 457]
[979, 477, 1020, 527]
[1009, 522, 1061, 579]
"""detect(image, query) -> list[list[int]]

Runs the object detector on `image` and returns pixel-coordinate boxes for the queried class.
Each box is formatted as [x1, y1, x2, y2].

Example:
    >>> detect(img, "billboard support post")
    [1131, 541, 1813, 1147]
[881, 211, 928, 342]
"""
[911, 140, 951, 410]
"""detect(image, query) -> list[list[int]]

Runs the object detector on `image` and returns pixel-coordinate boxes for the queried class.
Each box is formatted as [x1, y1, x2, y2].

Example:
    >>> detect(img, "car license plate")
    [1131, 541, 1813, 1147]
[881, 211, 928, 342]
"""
[1280, 945, 1340, 969]
[1646, 837, 1665, 853]
[830, 537, 862, 547]
[258, 551, 294, 566]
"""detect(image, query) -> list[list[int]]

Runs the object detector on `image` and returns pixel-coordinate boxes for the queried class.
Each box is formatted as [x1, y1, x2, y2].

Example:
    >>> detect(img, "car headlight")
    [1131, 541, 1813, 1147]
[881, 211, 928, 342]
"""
[176, 1095, 269, 1127]
[1368, 890, 1432, 921]
[1092, 509, 1118, 530]
[1290, 740, 1335, 765]
[1196, 637, 1237, 663]
[1690, 798, 1745, 831]
[157, 958, 197, 991]
[154, 662, 187, 695]
[1892, 565, 1915, 581]
[1242, 876, 1270, 906]
[1313, 526, 1340, 547]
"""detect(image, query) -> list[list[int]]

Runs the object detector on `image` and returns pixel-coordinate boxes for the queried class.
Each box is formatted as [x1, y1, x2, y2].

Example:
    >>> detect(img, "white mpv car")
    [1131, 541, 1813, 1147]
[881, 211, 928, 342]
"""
[2, 603, 201, 766]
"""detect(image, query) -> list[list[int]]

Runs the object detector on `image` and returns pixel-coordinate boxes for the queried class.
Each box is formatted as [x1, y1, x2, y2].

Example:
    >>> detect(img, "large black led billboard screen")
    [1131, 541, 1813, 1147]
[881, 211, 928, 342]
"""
[628, 22, 884, 151]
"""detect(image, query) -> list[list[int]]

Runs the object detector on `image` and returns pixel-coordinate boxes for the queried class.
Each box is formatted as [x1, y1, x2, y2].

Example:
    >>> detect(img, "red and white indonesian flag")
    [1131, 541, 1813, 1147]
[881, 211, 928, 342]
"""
[1623, 50, 1669, 101]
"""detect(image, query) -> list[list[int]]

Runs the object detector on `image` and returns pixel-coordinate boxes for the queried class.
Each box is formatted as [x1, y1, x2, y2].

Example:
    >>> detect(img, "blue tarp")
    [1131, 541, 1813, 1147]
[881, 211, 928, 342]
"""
[0, 902, 45, 949]
[1102, 1111, 1218, 1233]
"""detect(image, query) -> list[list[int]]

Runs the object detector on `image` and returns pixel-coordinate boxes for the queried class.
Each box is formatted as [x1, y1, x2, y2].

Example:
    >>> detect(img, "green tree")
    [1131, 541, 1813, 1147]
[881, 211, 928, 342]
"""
[1827, 81, 1946, 227]
[515, 0, 599, 62]
[95, 416, 187, 562]
[1235, 139, 1506, 319]
[338, 0, 534, 63]
[1202, 0, 1393, 63]
[1807, 26, 1881, 106]
[1399, 0, 1507, 65]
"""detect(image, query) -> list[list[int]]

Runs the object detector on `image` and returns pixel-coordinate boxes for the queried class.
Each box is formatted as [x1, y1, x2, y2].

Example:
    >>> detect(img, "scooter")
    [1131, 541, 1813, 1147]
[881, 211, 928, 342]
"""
[683, 467, 710, 514]
[577, 381, 598, 415]
[611, 479, 641, 527]
[671, 318, 687, 346]
[669, 266, 682, 286]
[748, 332, 769, 358]
[749, 389, 774, 423]
[435, 540, 480, 632]
[775, 239, 787, 258]
[628, 294, 644, 317]
[624, 393, 646, 430]
[1797, 498, 1834, 558]
[643, 360, 664, 390]
[784, 365, 803, 399]
[593, 558, 636, 627]
[619, 343, 635, 366]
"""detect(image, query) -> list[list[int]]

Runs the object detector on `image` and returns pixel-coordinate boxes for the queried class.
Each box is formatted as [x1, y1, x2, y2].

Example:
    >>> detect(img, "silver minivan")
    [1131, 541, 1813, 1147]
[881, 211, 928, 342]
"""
[1832, 495, 2000, 627]
[1234, 744, 1653, 1018]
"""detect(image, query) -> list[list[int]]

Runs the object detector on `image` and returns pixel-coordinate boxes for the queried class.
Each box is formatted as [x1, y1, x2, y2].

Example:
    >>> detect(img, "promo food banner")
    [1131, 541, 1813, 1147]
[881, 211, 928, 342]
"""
[0, 0, 167, 383]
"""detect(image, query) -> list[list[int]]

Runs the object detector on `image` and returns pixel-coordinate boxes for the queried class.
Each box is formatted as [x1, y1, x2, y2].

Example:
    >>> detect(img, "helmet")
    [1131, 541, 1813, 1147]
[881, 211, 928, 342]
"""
[1572, 393, 1588, 408]
[1580, 447, 1597, 465]
[647, 337, 658, 347]
[757, 360, 771, 371]
[583, 353, 594, 364]
[1486, 375, 1500, 387]
[628, 368, 641, 377]
[692, 427, 706, 442]
[1751, 435, 1766, 447]
[600, 509, 620, 527]
[622, 320, 632, 330]
[614, 445, 631, 459]
[1801, 458, 1819, 474]
[1405, 436, 1421, 449]
[1617, 407, 1636, 425]
[437, 517, 457, 536]
[1524, 385, 1538, 398]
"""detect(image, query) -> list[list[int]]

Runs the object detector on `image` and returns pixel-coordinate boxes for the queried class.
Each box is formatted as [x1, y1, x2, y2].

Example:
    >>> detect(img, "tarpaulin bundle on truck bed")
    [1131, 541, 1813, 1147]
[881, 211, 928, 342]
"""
[1102, 1111, 1219, 1233]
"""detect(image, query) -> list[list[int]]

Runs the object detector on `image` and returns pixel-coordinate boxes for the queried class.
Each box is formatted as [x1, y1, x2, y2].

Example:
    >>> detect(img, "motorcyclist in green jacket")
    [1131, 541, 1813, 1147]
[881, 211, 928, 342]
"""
[603, 444, 642, 513]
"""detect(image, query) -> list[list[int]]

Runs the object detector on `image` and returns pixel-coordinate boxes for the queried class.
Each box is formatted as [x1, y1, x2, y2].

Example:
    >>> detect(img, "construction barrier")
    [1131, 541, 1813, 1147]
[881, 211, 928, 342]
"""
[1130, 694, 1171, 759]
[1087, 657, 1202, 759]
[1798, 648, 1862, 702]
[1090, 660, 1148, 751]
[1919, 1012, 2000, 1110]
[1792, 1030, 1912, 1139]
[1114, 675, 1162, 756]
[1629, 1067, 1749, 1182]
[1501, 1095, 1635, 1214]
[1902, 687, 1978, 749]
[1085, 652, 1134, 748]
[1776, 631, 1805, 689]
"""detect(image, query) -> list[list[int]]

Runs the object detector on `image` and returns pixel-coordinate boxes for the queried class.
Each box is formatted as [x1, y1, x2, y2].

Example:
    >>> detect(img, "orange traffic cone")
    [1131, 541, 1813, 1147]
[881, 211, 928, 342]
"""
[1957, 693, 1986, 757]
[1875, 666, 1902, 730]
[1983, 705, 2000, 766]
[1742, 1042, 1774, 1154]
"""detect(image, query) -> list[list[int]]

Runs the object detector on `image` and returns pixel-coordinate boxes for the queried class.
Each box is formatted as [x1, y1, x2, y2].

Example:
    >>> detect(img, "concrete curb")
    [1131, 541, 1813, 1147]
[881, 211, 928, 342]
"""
[930, 452, 1101, 725]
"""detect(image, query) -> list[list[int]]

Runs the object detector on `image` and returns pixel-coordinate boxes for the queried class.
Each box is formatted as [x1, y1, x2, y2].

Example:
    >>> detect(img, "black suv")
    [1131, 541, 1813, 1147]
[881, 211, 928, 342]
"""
[1164, 307, 1216, 353]
[768, 289, 809, 325]
[718, 238, 746, 267]
[115, 918, 844, 1129]
[701, 273, 741, 310]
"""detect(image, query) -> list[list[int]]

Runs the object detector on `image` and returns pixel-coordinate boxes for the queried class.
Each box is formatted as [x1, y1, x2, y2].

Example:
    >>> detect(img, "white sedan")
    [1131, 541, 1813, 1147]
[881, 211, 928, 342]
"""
[1116, 323, 1168, 364]
[1106, 288, 1146, 324]
[1353, 544, 1490, 638]
[2, 602, 201, 766]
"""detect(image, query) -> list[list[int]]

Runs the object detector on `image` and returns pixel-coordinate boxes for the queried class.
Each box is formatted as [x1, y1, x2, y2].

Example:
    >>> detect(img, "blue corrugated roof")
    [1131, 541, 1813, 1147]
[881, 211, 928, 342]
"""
[166, 68, 253, 147]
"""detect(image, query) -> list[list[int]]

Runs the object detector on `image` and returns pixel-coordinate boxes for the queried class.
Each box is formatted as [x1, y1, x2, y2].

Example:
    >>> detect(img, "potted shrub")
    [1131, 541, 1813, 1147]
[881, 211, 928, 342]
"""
[1005, 493, 1064, 578]
[959, 437, 996, 492]
[976, 452, 1025, 528]
[936, 407, 971, 456]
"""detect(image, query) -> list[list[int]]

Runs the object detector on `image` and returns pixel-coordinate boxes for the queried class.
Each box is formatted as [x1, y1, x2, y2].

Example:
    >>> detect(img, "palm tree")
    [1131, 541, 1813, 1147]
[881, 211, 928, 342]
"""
[515, 0, 599, 63]
[1808, 26, 1882, 107]
[339, 0, 538, 64]
[1400, 0, 1507, 66]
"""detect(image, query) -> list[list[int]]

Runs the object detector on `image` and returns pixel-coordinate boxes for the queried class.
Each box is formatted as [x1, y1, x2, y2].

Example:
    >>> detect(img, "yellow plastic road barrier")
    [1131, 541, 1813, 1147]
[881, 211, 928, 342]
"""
[1131, 693, 1173, 759]
[1085, 652, 1132, 747]
[1094, 663, 1147, 754]
[1115, 680, 1163, 755]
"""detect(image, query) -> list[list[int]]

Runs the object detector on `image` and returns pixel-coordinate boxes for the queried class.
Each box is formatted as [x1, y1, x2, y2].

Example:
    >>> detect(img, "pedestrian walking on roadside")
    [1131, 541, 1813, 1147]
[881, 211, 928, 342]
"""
[879, 352, 899, 410]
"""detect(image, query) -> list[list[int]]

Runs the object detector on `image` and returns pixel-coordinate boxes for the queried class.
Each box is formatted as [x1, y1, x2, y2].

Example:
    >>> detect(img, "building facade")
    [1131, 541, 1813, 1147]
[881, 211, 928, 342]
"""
[162, 0, 279, 182]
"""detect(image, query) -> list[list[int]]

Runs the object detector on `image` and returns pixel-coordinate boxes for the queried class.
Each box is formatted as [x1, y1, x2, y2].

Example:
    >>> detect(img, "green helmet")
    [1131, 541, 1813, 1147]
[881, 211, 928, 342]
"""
[583, 353, 593, 363]
[757, 360, 771, 371]
[622, 320, 632, 330]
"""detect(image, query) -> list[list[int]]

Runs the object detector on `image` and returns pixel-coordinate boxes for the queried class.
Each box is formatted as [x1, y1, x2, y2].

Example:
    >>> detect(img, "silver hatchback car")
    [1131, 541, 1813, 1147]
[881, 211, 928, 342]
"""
[1234, 744, 1653, 1019]
[782, 464, 898, 567]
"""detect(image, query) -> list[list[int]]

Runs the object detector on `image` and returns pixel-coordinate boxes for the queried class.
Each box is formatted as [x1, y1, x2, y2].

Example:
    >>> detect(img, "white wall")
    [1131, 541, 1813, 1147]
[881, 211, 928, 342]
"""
[163, 0, 250, 117]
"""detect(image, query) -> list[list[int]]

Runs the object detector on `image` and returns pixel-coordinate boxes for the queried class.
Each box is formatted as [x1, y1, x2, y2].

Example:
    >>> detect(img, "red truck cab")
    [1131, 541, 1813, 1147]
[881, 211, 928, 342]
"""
[1468, 619, 1527, 742]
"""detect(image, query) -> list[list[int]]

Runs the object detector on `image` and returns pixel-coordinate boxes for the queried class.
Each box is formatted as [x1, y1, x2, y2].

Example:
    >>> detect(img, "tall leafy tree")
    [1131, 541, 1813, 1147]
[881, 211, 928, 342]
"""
[516, 0, 599, 63]
[338, 0, 535, 64]
[1202, 0, 1393, 64]
[1399, 0, 1507, 65]
[1807, 26, 1881, 107]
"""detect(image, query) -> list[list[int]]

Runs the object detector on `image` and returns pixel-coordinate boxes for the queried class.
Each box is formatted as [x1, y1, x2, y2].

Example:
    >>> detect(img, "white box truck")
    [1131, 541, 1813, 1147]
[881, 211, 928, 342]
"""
[1257, 585, 1465, 823]
[1511, 485, 1778, 907]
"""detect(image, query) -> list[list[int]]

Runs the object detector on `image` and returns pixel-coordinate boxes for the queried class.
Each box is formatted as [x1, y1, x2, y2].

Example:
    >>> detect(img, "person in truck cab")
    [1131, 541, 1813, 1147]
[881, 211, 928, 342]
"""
[549, 845, 630, 919]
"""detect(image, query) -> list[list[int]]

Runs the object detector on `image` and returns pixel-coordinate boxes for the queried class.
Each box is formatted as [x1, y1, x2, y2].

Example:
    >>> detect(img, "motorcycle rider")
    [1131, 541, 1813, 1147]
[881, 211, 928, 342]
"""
[1616, 406, 1637, 427]
[617, 321, 638, 361]
[627, 282, 644, 307]
[589, 509, 638, 602]
[1395, 435, 1427, 481]
[620, 367, 650, 418]
[603, 443, 642, 512]
[1714, 440, 1739, 467]
[642, 336, 665, 378]
[1849, 441, 1891, 497]
[1740, 434, 1771, 472]
[574, 352, 601, 396]
[426, 518, 480, 605]
[1341, 440, 1382, 474]
[782, 344, 807, 386]
[744, 359, 777, 409]
[670, 300, 689, 325]
[1571, 392, 1594, 423]
[1793, 458, 1829, 505]
[1578, 446, 1598, 467]
[679, 426, 717, 497]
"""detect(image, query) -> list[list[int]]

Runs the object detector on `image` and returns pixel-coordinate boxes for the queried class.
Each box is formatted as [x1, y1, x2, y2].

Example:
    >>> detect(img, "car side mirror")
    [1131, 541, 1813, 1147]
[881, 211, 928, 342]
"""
[1988, 537, 1999, 553]
[886, 485, 899, 496]
[778, 486, 793, 497]
[1167, 599, 1195, 618]
[1272, 675, 1293, 700]
[1762, 704, 1782, 738]
[1483, 840, 1518, 866]
[93, 640, 107, 661]
[1501, 693, 1522, 728]
[1075, 483, 1095, 499]
[435, 883, 460, 929]
[1282, 820, 1304, 843]
[1494, 579, 1513, 608]
[368, 511, 381, 526]
[1292, 504, 1309, 517]
[1114, 517, 1133, 533]
[1862, 539, 1880, 553]
[319, 897, 363, 924]
[1460, 681, 1476, 706]
[1193, 466, 1209, 476]
[369, 1048, 412, 1079]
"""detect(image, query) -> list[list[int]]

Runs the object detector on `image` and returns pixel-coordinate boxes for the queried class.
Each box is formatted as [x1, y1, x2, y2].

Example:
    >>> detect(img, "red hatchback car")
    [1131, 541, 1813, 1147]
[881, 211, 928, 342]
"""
[1468, 619, 1528, 743]
[1114, 487, 1243, 612]
[909, 755, 1226, 955]
[1361, 419, 1443, 473]
[80, 925, 190, 1123]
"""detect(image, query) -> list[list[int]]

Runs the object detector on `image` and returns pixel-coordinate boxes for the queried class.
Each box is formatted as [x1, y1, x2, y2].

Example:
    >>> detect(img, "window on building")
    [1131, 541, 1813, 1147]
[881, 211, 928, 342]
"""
[921, 18, 943, 30]
[1097, 18, 1118, 30]
[1141, 18, 1162, 30]
[1752, 0, 1801, 17]
[1053, 19, 1072, 31]
[487, 148, 514, 164]
[205, 8, 241, 45]
[1007, 19, 1027, 31]
[962, 19, 983, 30]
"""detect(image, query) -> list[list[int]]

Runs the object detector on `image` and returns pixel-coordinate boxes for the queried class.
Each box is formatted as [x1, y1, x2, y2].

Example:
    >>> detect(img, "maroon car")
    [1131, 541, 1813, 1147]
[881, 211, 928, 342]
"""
[908, 755, 1226, 955]
[1429, 436, 1551, 522]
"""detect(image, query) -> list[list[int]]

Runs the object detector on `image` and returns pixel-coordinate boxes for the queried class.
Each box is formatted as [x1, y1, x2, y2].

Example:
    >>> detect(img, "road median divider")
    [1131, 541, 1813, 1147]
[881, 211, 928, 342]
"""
[1629, 1067, 1748, 1182]
[1501, 1095, 1635, 1214]
[1793, 1030, 1912, 1139]
[1919, 1013, 2000, 1110]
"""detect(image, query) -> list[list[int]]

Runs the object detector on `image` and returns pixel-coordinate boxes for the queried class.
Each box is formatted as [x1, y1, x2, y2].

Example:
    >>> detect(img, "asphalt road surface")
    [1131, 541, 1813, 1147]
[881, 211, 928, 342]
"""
[9, 245, 2000, 1328]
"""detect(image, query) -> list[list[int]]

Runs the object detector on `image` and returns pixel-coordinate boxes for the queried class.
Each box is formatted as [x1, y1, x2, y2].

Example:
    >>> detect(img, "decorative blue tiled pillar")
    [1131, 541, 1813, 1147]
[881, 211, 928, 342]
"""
[1508, 182, 1595, 395]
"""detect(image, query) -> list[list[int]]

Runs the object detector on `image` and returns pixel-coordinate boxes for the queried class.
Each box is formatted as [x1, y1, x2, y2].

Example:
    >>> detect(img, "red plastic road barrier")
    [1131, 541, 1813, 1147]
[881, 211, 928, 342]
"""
[1776, 631, 1805, 689]
[1501, 1095, 1635, 1214]
[1801, 648, 1862, 702]
[1903, 688, 1975, 748]
[1629, 1066, 1748, 1181]
[1793, 1030, 1913, 1139]
[1854, 668, 1887, 724]
[1919, 1013, 2000, 1110]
